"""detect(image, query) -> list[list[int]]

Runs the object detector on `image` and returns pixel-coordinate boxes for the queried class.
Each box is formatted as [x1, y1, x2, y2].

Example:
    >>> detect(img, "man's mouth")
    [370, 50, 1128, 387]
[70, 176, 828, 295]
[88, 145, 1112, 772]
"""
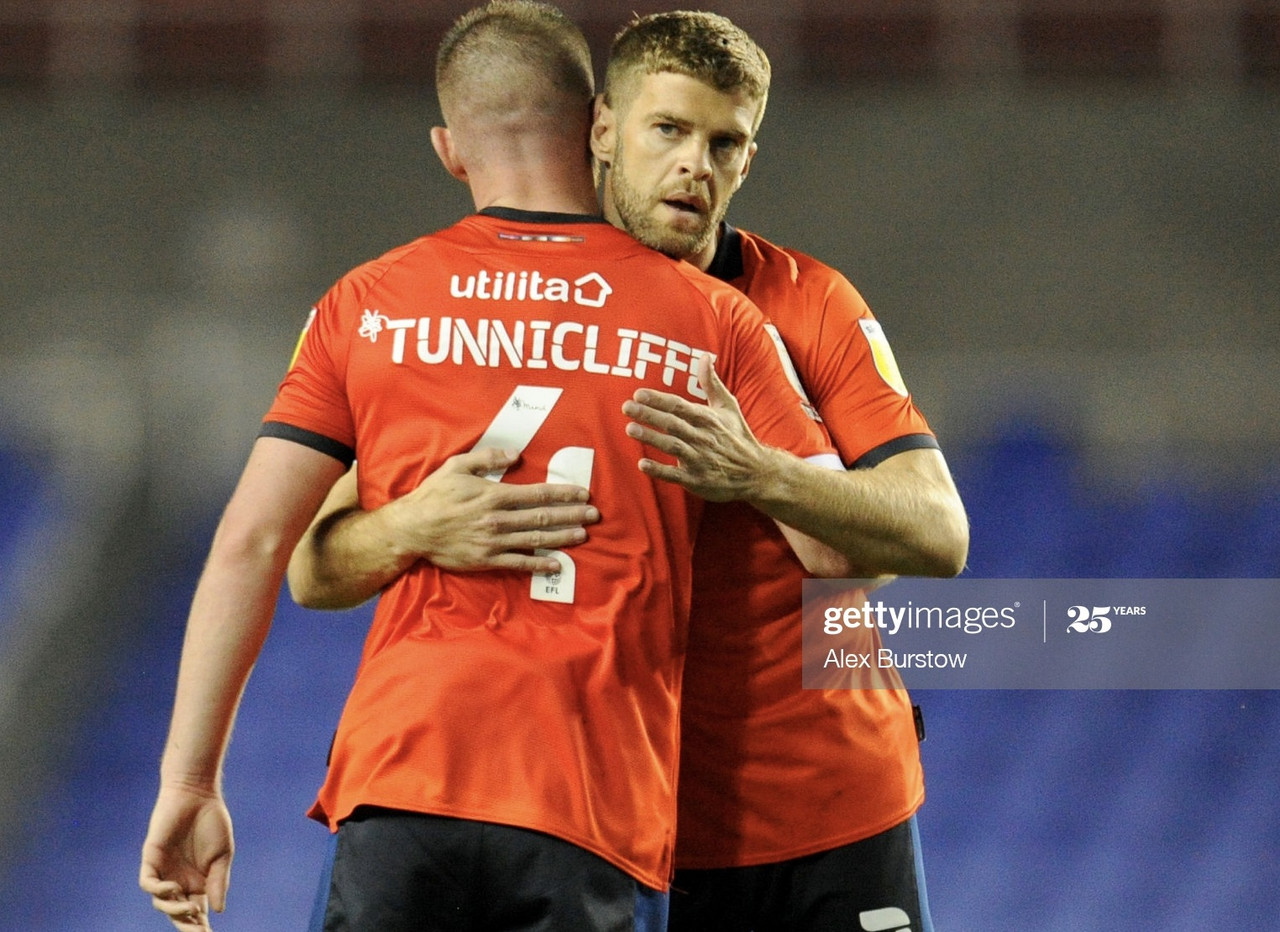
[662, 193, 707, 215]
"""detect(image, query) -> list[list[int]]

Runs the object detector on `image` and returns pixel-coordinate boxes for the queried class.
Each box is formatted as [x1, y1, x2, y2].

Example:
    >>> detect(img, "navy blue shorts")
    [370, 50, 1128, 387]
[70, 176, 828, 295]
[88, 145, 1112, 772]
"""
[668, 816, 933, 932]
[308, 807, 668, 932]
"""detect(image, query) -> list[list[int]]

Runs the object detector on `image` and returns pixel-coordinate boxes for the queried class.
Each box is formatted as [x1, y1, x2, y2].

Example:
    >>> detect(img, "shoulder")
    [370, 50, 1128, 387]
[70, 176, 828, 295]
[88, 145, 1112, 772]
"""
[743, 229, 862, 292]
[318, 234, 444, 311]
[337, 234, 434, 282]
[670, 257, 765, 320]
[734, 228, 872, 326]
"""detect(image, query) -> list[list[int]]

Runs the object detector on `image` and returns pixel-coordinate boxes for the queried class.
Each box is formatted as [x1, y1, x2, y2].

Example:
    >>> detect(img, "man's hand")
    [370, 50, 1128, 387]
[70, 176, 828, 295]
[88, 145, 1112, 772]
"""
[139, 783, 233, 931]
[288, 448, 603, 609]
[376, 448, 600, 573]
[622, 354, 770, 502]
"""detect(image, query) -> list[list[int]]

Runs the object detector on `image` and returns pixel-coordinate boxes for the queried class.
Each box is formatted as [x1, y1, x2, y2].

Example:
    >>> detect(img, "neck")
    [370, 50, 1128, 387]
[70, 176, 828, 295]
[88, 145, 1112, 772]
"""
[468, 130, 599, 216]
[684, 235, 720, 273]
[472, 175, 599, 215]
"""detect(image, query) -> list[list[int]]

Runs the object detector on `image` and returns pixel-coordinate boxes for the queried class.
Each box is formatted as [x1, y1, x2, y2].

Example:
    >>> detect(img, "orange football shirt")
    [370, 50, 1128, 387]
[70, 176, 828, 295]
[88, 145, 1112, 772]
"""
[675, 226, 940, 868]
[262, 210, 834, 890]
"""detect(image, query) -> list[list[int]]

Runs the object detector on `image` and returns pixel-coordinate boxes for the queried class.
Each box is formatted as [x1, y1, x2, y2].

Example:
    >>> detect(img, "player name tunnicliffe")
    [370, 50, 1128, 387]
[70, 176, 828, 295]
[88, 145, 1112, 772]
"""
[823, 648, 969, 669]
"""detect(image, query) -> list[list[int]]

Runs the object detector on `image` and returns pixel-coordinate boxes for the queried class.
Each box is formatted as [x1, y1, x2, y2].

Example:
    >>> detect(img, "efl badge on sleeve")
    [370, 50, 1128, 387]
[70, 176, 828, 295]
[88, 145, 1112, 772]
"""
[858, 318, 909, 397]
[288, 307, 318, 370]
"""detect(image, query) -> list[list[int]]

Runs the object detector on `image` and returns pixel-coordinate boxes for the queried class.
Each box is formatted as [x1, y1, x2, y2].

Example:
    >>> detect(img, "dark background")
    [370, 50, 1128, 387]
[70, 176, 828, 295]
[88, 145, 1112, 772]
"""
[2, 2, 1278, 928]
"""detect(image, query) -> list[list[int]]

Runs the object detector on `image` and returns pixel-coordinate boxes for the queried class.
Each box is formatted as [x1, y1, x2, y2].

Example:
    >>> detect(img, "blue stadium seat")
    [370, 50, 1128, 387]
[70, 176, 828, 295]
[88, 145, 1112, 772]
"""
[3, 419, 1277, 929]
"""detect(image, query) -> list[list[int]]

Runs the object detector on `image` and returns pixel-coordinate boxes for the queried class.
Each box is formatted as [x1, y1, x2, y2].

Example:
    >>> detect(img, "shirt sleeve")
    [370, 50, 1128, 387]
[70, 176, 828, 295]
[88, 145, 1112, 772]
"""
[718, 293, 837, 465]
[260, 278, 359, 460]
[795, 265, 937, 468]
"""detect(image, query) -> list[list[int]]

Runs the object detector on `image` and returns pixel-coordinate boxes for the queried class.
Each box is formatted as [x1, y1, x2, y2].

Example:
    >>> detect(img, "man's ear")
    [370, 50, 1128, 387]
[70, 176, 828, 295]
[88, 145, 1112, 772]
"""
[735, 140, 758, 192]
[430, 126, 468, 183]
[590, 95, 616, 168]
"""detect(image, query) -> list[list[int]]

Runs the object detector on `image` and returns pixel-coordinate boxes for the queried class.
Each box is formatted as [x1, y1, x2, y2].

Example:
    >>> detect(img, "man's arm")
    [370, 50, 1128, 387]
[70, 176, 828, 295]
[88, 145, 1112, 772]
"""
[139, 437, 347, 931]
[623, 356, 969, 578]
[287, 447, 601, 611]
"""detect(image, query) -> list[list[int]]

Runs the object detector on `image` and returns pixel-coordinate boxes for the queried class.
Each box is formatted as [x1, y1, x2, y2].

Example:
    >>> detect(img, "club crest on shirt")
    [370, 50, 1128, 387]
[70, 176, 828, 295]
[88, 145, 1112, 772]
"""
[858, 318, 909, 397]
[358, 309, 390, 342]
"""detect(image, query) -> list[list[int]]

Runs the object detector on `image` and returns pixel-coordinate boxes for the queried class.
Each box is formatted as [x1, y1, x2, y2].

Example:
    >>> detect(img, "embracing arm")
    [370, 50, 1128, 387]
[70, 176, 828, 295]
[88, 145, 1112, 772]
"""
[734, 443, 968, 578]
[623, 355, 968, 578]
[286, 465, 401, 611]
[139, 437, 346, 930]
[287, 448, 601, 611]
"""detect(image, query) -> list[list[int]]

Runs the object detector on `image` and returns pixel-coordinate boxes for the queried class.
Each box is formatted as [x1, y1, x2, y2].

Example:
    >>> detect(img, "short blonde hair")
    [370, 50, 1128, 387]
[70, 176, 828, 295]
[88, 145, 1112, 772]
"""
[436, 1, 594, 126]
[604, 11, 770, 133]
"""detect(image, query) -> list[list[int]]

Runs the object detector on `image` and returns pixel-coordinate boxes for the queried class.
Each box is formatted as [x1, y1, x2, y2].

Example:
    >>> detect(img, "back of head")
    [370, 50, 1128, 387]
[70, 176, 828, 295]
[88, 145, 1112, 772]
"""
[437, 1, 594, 136]
[603, 11, 771, 132]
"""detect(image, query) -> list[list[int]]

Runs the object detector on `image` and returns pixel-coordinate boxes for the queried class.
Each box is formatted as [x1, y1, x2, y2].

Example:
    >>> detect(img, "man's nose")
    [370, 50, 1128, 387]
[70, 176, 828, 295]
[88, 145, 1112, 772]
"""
[676, 137, 713, 179]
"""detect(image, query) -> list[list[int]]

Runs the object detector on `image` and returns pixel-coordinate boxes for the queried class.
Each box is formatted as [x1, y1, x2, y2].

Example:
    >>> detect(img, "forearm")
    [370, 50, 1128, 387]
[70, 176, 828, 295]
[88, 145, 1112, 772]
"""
[288, 504, 412, 610]
[161, 534, 287, 788]
[161, 437, 345, 787]
[288, 452, 602, 609]
[745, 447, 969, 578]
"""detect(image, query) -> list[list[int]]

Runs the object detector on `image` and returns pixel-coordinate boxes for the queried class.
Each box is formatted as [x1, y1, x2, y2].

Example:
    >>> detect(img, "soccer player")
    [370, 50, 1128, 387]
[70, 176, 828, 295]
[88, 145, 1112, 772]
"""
[289, 9, 970, 932]
[137, 4, 840, 931]
[599, 15, 966, 932]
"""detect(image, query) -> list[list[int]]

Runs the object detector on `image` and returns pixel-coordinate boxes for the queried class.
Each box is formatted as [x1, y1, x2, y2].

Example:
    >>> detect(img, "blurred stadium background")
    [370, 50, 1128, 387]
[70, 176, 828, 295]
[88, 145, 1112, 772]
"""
[2, 0, 1278, 928]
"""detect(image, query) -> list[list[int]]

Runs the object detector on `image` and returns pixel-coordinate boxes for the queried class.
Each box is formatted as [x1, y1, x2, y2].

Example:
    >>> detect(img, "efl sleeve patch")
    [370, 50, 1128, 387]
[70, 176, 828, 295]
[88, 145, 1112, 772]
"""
[858, 318, 909, 397]
[288, 307, 318, 371]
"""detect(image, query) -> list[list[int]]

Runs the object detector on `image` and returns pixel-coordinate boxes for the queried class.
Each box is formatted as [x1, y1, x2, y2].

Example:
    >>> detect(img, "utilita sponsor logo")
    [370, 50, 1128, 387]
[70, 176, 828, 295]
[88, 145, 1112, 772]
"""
[449, 269, 613, 308]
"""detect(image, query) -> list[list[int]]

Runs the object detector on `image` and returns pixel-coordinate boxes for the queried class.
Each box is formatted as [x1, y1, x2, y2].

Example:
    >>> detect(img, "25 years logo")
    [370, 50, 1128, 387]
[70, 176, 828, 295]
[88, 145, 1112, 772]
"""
[1067, 603, 1146, 633]
[1067, 605, 1113, 633]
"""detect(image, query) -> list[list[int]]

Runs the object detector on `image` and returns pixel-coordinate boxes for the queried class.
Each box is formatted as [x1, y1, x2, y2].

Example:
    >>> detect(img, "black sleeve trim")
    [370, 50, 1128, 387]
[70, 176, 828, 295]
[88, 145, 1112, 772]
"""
[848, 433, 940, 470]
[259, 421, 355, 468]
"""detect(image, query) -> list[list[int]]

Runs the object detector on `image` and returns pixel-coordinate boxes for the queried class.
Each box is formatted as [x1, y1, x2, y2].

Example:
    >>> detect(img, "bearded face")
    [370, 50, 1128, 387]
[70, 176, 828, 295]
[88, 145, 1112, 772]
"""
[609, 131, 724, 259]
[597, 71, 759, 267]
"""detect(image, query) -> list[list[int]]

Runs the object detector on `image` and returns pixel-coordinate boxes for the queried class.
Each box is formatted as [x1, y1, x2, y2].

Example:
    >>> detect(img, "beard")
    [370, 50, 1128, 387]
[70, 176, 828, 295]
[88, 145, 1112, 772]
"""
[608, 140, 724, 260]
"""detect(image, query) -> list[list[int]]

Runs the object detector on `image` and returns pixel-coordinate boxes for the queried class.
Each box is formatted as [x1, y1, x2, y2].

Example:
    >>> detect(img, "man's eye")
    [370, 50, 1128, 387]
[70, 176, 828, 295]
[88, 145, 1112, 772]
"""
[712, 138, 741, 158]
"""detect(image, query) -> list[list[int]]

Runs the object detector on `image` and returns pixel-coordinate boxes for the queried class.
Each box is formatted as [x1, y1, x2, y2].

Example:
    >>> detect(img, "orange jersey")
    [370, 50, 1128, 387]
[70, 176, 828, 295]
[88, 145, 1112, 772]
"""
[262, 210, 833, 890]
[675, 226, 940, 868]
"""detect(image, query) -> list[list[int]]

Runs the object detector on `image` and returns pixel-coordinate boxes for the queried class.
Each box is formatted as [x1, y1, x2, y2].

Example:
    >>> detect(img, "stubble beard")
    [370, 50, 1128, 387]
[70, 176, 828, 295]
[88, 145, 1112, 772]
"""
[608, 143, 718, 261]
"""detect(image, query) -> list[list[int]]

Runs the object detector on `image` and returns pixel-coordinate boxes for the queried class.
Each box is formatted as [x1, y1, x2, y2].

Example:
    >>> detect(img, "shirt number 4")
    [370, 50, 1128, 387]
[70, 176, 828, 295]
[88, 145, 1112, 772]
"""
[469, 385, 595, 604]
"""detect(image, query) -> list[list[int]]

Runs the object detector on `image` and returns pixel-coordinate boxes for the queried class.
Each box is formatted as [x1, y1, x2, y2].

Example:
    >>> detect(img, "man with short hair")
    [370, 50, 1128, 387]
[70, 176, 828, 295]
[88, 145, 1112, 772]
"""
[138, 4, 839, 931]
[596, 14, 965, 931]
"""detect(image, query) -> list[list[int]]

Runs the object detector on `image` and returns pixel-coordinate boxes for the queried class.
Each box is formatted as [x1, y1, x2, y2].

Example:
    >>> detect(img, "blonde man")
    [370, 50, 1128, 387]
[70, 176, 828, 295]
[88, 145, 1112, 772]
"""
[594, 14, 962, 931]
